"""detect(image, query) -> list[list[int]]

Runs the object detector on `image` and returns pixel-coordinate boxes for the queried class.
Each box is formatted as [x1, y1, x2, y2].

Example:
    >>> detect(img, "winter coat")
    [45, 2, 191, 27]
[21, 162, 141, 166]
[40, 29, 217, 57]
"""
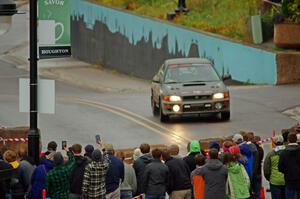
[82, 153, 110, 199]
[263, 145, 285, 186]
[19, 159, 35, 193]
[197, 159, 228, 199]
[46, 153, 75, 199]
[278, 144, 300, 189]
[226, 162, 250, 199]
[70, 156, 90, 195]
[165, 157, 191, 194]
[105, 154, 124, 194]
[0, 160, 13, 199]
[254, 143, 264, 177]
[27, 159, 53, 199]
[142, 159, 169, 195]
[239, 144, 253, 179]
[183, 152, 200, 172]
[191, 167, 205, 199]
[120, 163, 137, 194]
[133, 153, 152, 195]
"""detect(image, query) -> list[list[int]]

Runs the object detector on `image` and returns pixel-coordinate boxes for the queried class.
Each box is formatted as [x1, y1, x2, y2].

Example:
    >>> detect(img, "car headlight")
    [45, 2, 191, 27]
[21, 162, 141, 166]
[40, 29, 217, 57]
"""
[170, 96, 182, 102]
[213, 93, 224, 99]
[163, 95, 182, 102]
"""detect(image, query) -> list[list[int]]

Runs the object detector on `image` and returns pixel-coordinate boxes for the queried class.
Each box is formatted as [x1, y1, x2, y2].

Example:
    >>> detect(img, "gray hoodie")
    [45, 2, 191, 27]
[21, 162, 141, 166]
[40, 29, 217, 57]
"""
[198, 159, 228, 199]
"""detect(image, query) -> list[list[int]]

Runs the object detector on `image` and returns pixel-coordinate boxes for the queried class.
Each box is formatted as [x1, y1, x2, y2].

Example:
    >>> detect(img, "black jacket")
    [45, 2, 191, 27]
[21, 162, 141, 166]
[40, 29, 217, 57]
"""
[133, 154, 152, 195]
[278, 144, 300, 189]
[165, 157, 191, 194]
[183, 152, 200, 172]
[0, 160, 13, 199]
[70, 156, 89, 195]
[142, 159, 169, 195]
[254, 142, 264, 176]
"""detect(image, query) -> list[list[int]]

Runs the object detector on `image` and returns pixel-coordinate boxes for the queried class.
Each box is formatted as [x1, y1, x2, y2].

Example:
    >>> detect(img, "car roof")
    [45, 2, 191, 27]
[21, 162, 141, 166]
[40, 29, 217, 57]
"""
[165, 58, 212, 66]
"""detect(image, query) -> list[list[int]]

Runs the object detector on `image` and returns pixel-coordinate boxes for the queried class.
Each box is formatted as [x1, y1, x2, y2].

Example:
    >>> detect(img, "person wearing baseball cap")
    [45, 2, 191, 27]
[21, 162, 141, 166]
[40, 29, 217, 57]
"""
[263, 135, 285, 199]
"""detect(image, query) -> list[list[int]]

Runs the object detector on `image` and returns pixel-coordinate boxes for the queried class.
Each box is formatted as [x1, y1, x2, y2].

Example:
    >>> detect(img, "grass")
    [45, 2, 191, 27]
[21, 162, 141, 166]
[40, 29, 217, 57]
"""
[92, 0, 262, 42]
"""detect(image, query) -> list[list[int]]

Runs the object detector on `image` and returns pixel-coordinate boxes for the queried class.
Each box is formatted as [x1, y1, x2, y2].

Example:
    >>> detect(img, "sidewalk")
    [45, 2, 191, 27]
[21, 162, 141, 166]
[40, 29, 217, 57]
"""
[0, 43, 150, 93]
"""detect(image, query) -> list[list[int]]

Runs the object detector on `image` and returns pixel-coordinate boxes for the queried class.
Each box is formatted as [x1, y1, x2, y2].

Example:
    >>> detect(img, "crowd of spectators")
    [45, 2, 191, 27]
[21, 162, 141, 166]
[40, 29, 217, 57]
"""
[1, 131, 300, 199]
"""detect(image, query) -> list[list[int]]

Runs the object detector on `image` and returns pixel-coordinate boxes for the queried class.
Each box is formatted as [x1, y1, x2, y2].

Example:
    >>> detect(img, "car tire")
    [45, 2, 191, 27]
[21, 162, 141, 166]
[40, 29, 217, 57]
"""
[221, 111, 230, 121]
[151, 96, 159, 116]
[159, 102, 169, 123]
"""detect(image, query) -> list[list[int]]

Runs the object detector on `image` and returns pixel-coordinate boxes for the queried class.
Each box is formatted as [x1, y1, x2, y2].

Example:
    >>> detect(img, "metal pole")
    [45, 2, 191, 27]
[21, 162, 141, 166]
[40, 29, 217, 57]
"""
[28, 0, 40, 165]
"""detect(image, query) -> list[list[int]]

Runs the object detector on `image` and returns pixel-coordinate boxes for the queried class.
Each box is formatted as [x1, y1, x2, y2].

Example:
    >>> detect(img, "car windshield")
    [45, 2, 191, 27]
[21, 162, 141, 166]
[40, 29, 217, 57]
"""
[164, 64, 220, 83]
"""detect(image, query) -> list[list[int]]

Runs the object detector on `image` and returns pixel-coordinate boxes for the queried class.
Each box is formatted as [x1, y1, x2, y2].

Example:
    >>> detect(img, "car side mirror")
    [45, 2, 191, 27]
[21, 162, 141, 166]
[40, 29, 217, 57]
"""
[222, 74, 232, 81]
[152, 75, 160, 83]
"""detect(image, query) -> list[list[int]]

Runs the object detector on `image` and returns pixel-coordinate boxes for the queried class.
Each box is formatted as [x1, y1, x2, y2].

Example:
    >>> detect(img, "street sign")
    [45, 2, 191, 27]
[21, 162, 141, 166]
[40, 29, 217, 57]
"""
[38, 0, 71, 59]
[19, 78, 55, 114]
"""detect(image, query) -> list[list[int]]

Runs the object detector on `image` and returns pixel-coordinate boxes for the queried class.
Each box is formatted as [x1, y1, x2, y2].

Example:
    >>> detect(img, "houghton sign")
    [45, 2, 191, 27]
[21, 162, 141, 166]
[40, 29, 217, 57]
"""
[38, 0, 71, 58]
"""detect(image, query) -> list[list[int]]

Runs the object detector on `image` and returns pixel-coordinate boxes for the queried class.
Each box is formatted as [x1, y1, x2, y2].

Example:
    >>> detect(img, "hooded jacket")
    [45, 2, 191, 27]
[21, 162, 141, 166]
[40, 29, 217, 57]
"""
[28, 159, 53, 199]
[70, 156, 90, 195]
[133, 153, 152, 195]
[183, 141, 202, 172]
[142, 159, 169, 195]
[239, 144, 253, 179]
[278, 144, 300, 189]
[226, 162, 250, 199]
[263, 145, 285, 186]
[198, 159, 228, 199]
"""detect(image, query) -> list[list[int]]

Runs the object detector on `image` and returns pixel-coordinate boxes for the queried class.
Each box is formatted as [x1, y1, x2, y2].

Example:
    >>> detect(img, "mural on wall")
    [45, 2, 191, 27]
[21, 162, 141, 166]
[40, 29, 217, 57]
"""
[71, 0, 277, 84]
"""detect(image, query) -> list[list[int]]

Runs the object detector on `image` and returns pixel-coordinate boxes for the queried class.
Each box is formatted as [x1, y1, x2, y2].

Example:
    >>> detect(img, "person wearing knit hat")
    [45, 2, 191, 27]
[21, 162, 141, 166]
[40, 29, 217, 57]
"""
[263, 135, 285, 199]
[133, 148, 142, 161]
[232, 134, 244, 145]
[82, 150, 110, 199]
[84, 145, 94, 161]
[209, 141, 220, 152]
[92, 149, 102, 162]
[47, 149, 75, 199]
[183, 140, 202, 172]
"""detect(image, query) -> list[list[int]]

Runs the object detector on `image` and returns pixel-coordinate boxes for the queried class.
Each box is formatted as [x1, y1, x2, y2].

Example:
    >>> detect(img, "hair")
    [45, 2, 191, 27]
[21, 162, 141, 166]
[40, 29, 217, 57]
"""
[168, 144, 179, 156]
[115, 151, 125, 161]
[222, 152, 236, 165]
[208, 148, 218, 159]
[71, 144, 82, 154]
[186, 142, 191, 152]
[3, 150, 17, 163]
[288, 133, 297, 143]
[246, 132, 255, 142]
[47, 141, 57, 151]
[161, 149, 170, 161]
[140, 143, 150, 154]
[254, 136, 261, 142]
[194, 154, 205, 166]
[151, 148, 162, 159]
[18, 145, 28, 159]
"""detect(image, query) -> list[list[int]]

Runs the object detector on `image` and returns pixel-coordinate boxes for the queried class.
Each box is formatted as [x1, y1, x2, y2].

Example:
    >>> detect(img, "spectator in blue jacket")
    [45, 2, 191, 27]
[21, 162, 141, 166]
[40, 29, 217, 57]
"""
[27, 152, 54, 199]
[104, 144, 124, 199]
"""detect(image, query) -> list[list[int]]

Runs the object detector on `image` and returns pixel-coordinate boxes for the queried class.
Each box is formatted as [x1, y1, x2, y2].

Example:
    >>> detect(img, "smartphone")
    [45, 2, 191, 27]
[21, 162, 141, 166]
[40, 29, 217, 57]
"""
[95, 135, 101, 144]
[62, 141, 67, 150]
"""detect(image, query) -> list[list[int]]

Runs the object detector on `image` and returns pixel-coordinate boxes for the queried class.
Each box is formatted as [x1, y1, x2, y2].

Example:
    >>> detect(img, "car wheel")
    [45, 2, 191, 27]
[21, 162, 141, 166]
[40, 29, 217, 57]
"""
[221, 111, 230, 121]
[151, 96, 159, 116]
[159, 102, 169, 123]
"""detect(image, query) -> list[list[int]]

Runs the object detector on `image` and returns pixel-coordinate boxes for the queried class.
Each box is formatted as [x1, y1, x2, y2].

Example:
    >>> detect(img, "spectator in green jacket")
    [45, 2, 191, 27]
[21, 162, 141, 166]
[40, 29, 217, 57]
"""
[263, 135, 285, 199]
[223, 152, 250, 199]
[46, 148, 75, 199]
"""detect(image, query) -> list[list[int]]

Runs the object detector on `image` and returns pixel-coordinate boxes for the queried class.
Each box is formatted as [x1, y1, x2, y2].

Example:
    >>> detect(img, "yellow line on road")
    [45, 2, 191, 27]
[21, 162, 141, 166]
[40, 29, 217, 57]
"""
[59, 97, 188, 148]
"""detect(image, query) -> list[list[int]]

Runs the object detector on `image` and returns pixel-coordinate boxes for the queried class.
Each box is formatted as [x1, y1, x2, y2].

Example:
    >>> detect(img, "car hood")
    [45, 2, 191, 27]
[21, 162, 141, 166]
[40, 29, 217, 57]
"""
[162, 81, 227, 96]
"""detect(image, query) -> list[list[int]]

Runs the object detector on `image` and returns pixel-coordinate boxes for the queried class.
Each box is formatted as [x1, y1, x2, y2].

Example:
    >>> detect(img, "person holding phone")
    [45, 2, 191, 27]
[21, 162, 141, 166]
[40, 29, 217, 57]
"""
[46, 144, 75, 199]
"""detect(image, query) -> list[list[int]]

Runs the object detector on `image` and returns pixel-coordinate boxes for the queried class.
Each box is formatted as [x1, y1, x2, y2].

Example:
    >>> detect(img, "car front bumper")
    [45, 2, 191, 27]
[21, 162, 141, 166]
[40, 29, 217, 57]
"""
[161, 99, 230, 115]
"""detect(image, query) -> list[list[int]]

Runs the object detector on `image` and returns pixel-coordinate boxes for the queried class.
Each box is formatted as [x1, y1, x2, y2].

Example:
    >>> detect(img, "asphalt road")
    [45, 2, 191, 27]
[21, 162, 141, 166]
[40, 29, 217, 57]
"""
[0, 5, 300, 153]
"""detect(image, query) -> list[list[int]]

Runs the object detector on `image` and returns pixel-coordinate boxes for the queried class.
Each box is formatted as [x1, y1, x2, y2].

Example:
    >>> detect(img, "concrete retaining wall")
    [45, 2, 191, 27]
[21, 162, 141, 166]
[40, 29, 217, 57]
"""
[71, 0, 278, 84]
